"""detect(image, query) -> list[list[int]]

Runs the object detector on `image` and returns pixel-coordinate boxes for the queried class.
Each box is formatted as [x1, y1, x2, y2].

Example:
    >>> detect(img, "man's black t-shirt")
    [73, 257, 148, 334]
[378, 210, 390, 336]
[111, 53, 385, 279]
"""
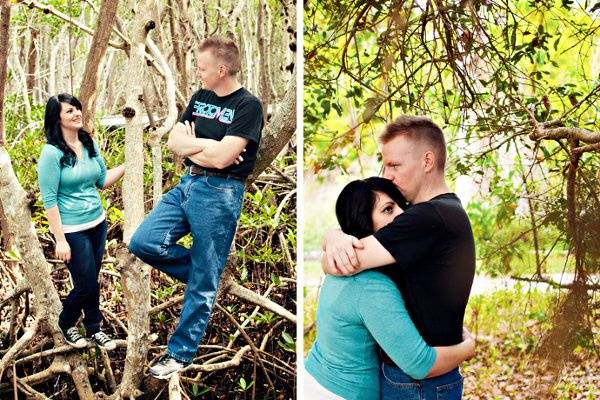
[373, 193, 475, 346]
[179, 87, 263, 178]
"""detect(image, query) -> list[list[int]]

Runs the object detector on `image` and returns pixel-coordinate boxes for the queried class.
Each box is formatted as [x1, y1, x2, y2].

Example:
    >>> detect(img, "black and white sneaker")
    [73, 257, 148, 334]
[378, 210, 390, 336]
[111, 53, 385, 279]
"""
[89, 331, 116, 351]
[62, 326, 88, 349]
[148, 355, 189, 379]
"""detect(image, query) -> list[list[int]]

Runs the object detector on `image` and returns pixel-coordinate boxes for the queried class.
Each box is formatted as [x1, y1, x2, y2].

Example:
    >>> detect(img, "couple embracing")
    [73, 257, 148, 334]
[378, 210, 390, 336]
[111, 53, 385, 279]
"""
[305, 116, 476, 399]
[37, 37, 262, 379]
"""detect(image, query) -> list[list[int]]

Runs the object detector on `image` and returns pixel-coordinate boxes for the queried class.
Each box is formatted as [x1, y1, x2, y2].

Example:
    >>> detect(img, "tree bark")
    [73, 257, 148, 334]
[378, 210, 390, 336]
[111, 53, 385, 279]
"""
[0, 1, 11, 145]
[79, 0, 120, 135]
[25, 28, 38, 101]
[249, 78, 296, 183]
[116, 2, 156, 397]
[11, 36, 32, 124]
[168, 0, 190, 99]
[257, 0, 270, 107]
[0, 147, 96, 399]
[146, 35, 178, 206]
[0, 0, 15, 336]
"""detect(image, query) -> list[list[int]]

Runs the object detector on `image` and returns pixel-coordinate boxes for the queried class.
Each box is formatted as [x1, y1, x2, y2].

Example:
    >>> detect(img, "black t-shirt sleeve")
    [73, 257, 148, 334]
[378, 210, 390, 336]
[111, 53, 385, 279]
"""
[373, 203, 445, 273]
[179, 92, 198, 123]
[225, 99, 263, 143]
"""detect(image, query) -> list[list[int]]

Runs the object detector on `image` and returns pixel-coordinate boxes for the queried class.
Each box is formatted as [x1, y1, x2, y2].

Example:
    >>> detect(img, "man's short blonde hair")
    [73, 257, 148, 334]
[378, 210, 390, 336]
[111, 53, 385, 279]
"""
[199, 37, 241, 75]
[380, 115, 447, 171]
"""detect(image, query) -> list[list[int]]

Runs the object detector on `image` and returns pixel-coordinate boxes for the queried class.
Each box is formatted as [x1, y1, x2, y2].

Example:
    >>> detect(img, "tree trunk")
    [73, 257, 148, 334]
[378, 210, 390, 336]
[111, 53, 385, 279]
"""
[11, 36, 32, 124]
[0, 0, 13, 274]
[249, 78, 296, 183]
[0, 147, 95, 400]
[0, 0, 12, 144]
[115, 2, 156, 397]
[146, 35, 178, 206]
[25, 28, 38, 101]
[257, 0, 270, 107]
[79, 0, 120, 135]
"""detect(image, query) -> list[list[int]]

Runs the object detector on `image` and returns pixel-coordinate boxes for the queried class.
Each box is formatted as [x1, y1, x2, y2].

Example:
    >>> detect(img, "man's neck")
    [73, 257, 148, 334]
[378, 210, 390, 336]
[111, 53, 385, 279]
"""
[412, 177, 450, 204]
[213, 77, 242, 97]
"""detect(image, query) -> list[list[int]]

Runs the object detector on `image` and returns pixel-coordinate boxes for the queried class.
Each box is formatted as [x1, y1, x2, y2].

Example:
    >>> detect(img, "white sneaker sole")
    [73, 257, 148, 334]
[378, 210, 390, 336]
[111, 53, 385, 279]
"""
[94, 342, 116, 351]
[149, 365, 188, 380]
[67, 340, 89, 349]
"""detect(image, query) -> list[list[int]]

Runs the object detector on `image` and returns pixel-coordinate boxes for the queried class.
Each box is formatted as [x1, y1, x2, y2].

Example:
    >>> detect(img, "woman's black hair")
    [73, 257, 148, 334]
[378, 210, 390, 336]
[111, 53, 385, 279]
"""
[335, 177, 409, 239]
[44, 93, 97, 167]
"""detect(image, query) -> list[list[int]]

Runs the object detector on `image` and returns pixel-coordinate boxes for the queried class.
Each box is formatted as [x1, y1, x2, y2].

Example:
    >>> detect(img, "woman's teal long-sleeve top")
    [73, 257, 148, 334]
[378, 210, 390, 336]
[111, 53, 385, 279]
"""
[305, 270, 436, 400]
[37, 141, 107, 226]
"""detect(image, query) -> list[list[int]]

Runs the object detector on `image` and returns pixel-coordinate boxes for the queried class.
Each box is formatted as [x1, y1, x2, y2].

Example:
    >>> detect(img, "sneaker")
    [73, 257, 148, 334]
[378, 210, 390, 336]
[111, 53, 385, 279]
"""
[90, 331, 117, 351]
[148, 355, 189, 379]
[62, 326, 88, 349]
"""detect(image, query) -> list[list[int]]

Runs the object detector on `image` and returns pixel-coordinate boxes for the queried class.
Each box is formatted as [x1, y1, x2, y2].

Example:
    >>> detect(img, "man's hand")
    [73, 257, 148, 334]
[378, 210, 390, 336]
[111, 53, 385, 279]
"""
[322, 228, 364, 275]
[183, 121, 195, 137]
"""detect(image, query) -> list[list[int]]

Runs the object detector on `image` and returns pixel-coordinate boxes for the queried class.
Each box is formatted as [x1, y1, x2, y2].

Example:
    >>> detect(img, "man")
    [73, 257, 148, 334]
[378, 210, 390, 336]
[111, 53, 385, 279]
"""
[129, 37, 263, 379]
[322, 116, 475, 398]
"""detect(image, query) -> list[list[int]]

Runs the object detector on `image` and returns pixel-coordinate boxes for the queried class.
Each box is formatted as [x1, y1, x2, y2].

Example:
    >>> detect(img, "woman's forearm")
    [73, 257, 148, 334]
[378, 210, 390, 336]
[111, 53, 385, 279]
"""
[427, 339, 475, 378]
[46, 206, 66, 242]
[103, 164, 125, 188]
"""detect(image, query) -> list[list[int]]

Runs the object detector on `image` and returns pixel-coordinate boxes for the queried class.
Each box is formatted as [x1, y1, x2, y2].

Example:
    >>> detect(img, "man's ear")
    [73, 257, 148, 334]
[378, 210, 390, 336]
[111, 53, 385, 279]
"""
[219, 64, 228, 78]
[423, 150, 436, 172]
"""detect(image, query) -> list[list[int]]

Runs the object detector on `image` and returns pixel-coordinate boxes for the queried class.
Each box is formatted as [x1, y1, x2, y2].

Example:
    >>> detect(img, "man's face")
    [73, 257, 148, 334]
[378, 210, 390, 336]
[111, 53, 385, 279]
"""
[196, 50, 225, 91]
[381, 135, 424, 202]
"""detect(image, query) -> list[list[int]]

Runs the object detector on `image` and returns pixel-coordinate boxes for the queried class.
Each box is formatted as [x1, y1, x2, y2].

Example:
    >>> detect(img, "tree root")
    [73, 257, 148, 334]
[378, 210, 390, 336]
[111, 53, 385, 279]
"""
[223, 275, 296, 323]
[15, 376, 51, 400]
[0, 317, 39, 380]
[168, 374, 182, 400]
[215, 304, 275, 392]
[0, 281, 30, 308]
[186, 345, 251, 373]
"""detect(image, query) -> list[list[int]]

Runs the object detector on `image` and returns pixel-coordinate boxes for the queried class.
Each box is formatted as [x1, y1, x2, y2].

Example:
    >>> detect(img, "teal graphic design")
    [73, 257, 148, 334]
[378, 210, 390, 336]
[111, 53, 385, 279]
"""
[192, 101, 235, 124]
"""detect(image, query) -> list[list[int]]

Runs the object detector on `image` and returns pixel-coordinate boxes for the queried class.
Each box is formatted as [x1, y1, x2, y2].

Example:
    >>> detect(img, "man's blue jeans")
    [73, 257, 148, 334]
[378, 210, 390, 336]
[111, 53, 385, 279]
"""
[381, 363, 463, 400]
[129, 173, 244, 363]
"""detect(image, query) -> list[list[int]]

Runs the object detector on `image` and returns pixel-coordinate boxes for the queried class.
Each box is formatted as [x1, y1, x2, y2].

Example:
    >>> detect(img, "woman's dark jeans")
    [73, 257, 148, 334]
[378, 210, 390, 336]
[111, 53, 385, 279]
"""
[58, 219, 107, 335]
[381, 363, 463, 400]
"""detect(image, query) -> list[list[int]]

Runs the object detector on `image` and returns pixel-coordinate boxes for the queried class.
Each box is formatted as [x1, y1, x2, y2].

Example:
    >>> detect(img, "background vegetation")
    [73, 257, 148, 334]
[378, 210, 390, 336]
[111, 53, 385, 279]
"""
[304, 1, 599, 398]
[0, 0, 297, 399]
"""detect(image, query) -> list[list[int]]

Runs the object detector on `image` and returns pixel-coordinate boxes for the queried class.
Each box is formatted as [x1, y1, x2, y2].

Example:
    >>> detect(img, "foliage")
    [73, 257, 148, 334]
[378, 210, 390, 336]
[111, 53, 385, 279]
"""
[304, 0, 600, 283]
[2, 94, 296, 400]
[304, 284, 600, 397]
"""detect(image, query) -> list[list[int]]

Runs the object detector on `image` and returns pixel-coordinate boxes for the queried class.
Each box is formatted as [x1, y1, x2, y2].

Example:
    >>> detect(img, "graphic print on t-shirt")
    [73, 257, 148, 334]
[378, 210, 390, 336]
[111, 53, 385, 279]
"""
[192, 101, 235, 124]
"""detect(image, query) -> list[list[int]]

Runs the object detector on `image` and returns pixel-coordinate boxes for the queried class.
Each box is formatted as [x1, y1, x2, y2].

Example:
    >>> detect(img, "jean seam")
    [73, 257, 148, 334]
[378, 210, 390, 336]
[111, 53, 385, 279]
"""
[158, 186, 189, 256]
[435, 376, 463, 393]
[158, 217, 187, 256]
[166, 350, 191, 365]
[203, 175, 236, 192]
[381, 363, 420, 387]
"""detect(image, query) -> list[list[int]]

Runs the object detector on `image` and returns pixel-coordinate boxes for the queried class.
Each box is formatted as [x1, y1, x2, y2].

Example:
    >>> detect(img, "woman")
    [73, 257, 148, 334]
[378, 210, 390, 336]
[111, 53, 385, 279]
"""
[304, 177, 475, 400]
[38, 93, 124, 350]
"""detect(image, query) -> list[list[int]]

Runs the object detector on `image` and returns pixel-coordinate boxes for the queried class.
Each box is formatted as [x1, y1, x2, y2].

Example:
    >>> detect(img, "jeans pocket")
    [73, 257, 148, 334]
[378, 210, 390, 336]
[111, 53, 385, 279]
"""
[436, 377, 463, 400]
[203, 175, 236, 192]
[381, 364, 420, 400]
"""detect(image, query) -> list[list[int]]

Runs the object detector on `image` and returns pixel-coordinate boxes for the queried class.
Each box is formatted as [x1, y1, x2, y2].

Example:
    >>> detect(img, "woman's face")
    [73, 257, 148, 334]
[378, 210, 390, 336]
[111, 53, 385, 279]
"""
[59, 102, 83, 132]
[371, 191, 403, 231]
